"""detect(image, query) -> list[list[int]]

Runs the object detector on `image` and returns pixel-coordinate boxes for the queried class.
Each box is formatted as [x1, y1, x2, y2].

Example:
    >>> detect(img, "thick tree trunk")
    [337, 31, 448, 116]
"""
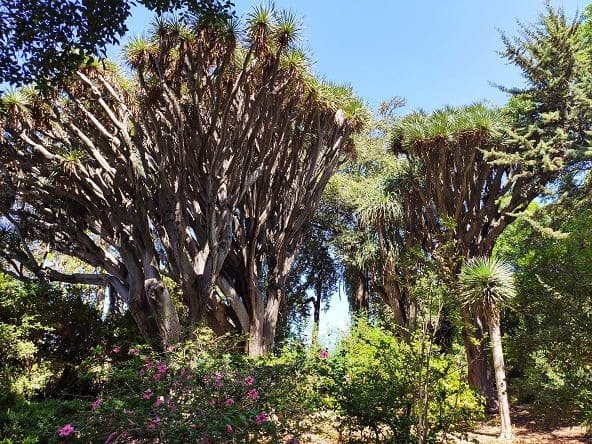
[129, 278, 181, 348]
[247, 293, 281, 356]
[246, 271, 286, 356]
[489, 317, 513, 440]
[382, 278, 407, 327]
[461, 308, 497, 411]
[350, 270, 369, 314]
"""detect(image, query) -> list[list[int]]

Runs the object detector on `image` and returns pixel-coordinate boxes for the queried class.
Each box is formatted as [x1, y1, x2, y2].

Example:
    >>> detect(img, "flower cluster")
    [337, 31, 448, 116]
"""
[65, 332, 304, 443]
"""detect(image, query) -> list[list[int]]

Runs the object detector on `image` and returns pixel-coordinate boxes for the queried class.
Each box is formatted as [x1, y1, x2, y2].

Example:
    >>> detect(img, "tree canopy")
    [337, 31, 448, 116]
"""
[0, 7, 367, 354]
[0, 0, 234, 90]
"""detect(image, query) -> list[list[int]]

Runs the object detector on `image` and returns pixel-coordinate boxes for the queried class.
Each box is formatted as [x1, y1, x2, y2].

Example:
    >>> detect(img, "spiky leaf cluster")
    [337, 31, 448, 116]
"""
[458, 256, 516, 322]
[0, 5, 365, 344]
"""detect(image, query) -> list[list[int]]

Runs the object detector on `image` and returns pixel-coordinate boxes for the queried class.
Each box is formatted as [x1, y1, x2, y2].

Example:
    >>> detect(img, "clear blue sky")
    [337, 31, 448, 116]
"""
[114, 0, 587, 113]
[112, 0, 587, 343]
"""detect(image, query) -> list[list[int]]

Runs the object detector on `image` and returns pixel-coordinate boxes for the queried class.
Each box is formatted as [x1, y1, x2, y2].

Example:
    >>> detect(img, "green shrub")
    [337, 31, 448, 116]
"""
[46, 328, 309, 443]
[324, 319, 482, 443]
[510, 352, 592, 427]
[0, 398, 86, 443]
[0, 273, 139, 402]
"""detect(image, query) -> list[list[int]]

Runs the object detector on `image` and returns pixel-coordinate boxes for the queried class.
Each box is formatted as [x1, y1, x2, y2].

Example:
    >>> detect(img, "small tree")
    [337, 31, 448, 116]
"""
[459, 256, 516, 440]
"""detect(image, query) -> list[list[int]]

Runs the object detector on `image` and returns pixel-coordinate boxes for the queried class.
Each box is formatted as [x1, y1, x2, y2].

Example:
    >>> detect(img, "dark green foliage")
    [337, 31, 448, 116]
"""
[0, 0, 234, 90]
[0, 399, 86, 444]
[495, 203, 592, 425]
[500, 4, 592, 173]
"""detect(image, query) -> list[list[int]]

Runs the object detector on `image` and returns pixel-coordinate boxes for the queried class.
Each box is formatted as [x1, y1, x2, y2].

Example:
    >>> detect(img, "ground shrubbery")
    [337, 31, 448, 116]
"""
[322, 319, 483, 443]
[76, 329, 311, 443]
[0, 319, 484, 443]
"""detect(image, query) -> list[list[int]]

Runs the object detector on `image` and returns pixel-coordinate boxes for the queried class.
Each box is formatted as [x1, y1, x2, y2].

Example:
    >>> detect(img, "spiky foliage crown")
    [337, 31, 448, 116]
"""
[391, 103, 508, 153]
[458, 256, 516, 321]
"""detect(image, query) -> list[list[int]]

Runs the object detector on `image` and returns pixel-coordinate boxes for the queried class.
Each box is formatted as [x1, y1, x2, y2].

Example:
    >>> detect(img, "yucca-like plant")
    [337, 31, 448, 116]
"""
[392, 103, 508, 151]
[0, 4, 366, 356]
[459, 256, 515, 440]
[0, 87, 35, 124]
[459, 256, 516, 321]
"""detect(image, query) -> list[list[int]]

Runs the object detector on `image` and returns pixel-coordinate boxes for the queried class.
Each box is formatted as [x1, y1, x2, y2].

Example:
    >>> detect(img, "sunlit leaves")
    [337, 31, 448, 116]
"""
[458, 256, 516, 321]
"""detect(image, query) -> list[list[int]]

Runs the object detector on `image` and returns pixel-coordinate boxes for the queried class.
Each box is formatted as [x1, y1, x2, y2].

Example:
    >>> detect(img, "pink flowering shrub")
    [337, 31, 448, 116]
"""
[73, 328, 311, 443]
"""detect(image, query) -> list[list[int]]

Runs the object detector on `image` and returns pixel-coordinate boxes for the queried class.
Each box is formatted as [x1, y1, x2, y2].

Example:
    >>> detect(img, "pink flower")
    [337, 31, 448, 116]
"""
[153, 397, 164, 408]
[166, 400, 177, 412]
[145, 417, 161, 431]
[186, 374, 192, 380]
[255, 411, 268, 424]
[152, 372, 162, 381]
[58, 423, 74, 437]
[157, 364, 168, 373]
[105, 431, 117, 444]
[244, 375, 255, 386]
[248, 389, 259, 400]
[143, 388, 153, 399]
[226, 424, 234, 434]
[91, 398, 102, 411]
[214, 379, 222, 388]
[139, 369, 145, 377]
[166, 344, 174, 352]
[112, 346, 120, 353]
[319, 349, 329, 359]
[224, 398, 235, 406]
[130, 348, 140, 355]
[208, 399, 216, 406]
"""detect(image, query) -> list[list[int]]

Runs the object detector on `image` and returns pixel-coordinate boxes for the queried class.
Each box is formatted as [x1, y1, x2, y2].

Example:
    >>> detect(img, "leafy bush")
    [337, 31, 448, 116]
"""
[0, 398, 86, 444]
[46, 328, 309, 443]
[324, 319, 482, 443]
[0, 273, 139, 403]
[510, 353, 592, 427]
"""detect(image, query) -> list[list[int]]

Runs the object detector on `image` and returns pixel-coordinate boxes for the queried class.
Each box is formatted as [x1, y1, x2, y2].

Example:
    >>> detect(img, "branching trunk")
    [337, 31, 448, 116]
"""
[0, 12, 363, 353]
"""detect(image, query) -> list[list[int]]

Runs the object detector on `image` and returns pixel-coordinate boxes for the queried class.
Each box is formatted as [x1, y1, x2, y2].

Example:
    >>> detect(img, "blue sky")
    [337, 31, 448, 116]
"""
[112, 0, 587, 343]
[115, 0, 587, 114]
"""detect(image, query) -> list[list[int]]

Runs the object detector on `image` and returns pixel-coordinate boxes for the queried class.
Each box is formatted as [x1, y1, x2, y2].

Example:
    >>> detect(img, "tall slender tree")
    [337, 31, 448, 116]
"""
[459, 256, 516, 440]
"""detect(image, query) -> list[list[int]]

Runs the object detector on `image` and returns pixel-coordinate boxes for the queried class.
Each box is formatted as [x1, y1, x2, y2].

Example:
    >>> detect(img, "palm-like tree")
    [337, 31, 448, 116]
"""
[459, 256, 516, 440]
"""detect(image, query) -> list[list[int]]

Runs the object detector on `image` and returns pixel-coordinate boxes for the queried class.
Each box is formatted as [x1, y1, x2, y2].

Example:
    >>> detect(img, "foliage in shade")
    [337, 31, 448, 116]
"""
[0, 0, 235, 90]
[495, 200, 592, 425]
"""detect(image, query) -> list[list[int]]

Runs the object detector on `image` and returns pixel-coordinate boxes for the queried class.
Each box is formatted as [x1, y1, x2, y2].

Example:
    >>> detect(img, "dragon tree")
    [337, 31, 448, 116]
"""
[0, 6, 366, 354]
